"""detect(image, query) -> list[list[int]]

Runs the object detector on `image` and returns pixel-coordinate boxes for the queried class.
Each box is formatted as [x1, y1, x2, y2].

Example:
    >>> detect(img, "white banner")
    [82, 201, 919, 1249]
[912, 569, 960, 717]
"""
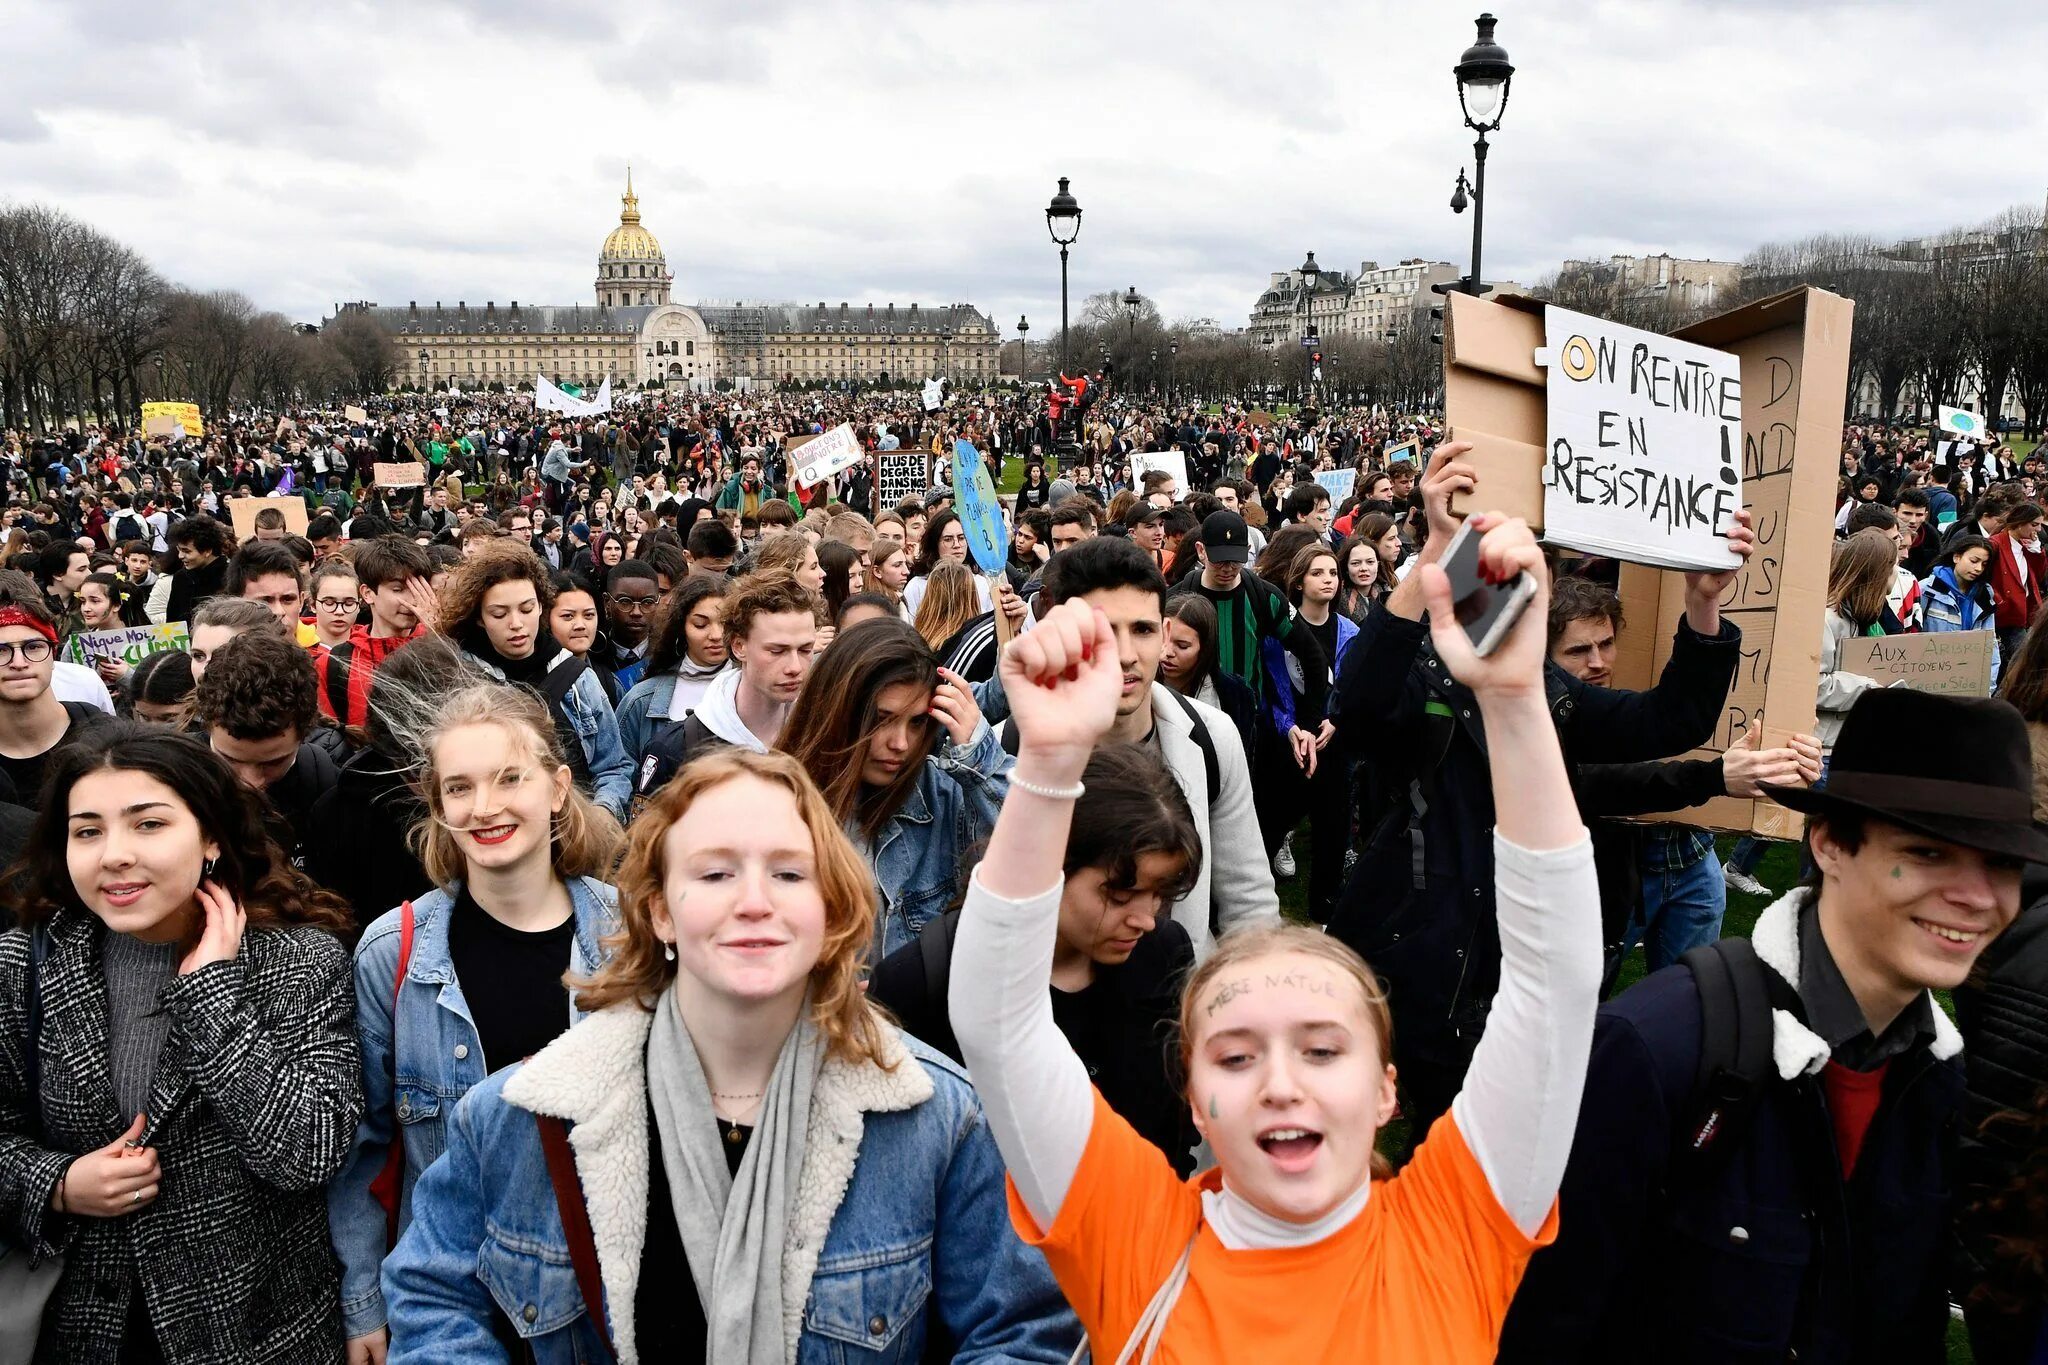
[535, 374, 614, 417]
[792, 424, 865, 489]
[922, 378, 945, 413]
[1536, 305, 1743, 572]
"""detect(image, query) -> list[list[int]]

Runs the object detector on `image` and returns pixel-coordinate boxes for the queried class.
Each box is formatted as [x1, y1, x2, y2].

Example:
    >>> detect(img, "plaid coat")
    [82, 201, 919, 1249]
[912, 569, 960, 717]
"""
[0, 910, 362, 1364]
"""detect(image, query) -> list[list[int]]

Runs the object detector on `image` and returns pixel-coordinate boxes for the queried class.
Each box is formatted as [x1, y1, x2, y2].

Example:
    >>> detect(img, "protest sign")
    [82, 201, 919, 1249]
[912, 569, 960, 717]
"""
[921, 378, 946, 413]
[1938, 405, 1990, 440]
[1535, 307, 1743, 571]
[142, 414, 183, 439]
[1315, 470, 1355, 505]
[1383, 438, 1421, 466]
[65, 622, 190, 670]
[1838, 631, 1993, 697]
[1246, 410, 1275, 426]
[1610, 287, 1855, 836]
[227, 495, 310, 540]
[1129, 451, 1189, 501]
[874, 450, 931, 518]
[951, 440, 1007, 574]
[792, 424, 865, 489]
[141, 401, 204, 438]
[374, 461, 427, 488]
[344, 405, 369, 424]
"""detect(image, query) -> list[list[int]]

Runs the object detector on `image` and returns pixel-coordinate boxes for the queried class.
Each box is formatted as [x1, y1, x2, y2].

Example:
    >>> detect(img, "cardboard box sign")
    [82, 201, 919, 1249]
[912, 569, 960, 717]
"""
[344, 405, 370, 424]
[1607, 287, 1856, 837]
[873, 450, 931, 519]
[1838, 631, 1994, 698]
[226, 495, 310, 540]
[373, 461, 427, 488]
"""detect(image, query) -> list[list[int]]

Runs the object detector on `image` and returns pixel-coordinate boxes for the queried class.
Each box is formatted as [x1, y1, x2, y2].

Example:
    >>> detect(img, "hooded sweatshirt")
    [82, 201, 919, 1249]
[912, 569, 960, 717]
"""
[692, 666, 770, 752]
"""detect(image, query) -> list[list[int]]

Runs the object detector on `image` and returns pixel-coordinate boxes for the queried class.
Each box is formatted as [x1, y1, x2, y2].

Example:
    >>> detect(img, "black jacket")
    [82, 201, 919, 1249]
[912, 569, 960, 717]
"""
[1953, 890, 2048, 1364]
[164, 555, 227, 627]
[303, 749, 433, 936]
[255, 739, 340, 872]
[1575, 755, 1728, 968]
[1332, 602, 1738, 1116]
[868, 908, 1199, 1176]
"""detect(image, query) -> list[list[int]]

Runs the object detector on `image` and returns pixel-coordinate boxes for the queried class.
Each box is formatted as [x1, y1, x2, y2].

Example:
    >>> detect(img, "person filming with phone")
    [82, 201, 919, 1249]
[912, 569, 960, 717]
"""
[1333, 440, 1752, 1139]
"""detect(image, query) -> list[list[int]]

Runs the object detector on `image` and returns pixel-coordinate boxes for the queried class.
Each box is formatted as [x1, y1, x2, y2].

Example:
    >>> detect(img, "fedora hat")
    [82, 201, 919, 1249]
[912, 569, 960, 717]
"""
[1761, 688, 2048, 863]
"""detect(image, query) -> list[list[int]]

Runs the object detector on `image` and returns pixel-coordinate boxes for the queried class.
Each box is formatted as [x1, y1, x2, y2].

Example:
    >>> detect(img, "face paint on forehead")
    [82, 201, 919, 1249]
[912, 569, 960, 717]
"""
[1201, 962, 1344, 1017]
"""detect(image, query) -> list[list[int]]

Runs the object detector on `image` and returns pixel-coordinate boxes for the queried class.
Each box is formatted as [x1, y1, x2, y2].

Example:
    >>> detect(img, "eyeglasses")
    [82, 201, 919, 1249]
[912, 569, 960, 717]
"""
[609, 594, 660, 611]
[0, 639, 54, 665]
[315, 597, 357, 613]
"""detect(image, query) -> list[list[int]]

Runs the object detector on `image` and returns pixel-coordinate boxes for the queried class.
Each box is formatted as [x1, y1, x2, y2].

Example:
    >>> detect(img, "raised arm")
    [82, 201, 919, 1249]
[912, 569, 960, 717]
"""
[1415, 515, 1601, 1239]
[949, 599, 1123, 1232]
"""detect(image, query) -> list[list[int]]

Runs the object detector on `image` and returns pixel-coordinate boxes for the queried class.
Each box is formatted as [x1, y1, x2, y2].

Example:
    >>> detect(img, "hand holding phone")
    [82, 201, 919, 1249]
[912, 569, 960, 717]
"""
[1435, 516, 1538, 658]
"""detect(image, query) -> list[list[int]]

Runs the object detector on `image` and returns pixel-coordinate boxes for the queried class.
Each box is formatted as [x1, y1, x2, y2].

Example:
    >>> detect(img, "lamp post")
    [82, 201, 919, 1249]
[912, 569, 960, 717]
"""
[888, 336, 899, 388]
[1448, 13, 1514, 296]
[843, 338, 853, 392]
[940, 326, 954, 385]
[1169, 340, 1179, 406]
[1045, 177, 1082, 377]
[1016, 315, 1029, 384]
[153, 355, 165, 400]
[1298, 252, 1320, 403]
[1123, 286, 1142, 337]
[418, 347, 430, 392]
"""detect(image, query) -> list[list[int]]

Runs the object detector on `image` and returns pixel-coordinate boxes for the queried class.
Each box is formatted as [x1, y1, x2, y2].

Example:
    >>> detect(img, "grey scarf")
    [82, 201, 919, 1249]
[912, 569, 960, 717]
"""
[646, 983, 823, 1365]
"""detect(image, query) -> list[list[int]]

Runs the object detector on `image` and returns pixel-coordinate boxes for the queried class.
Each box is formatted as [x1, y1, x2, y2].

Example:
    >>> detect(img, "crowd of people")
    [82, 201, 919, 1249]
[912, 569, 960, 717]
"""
[0, 380, 2043, 1364]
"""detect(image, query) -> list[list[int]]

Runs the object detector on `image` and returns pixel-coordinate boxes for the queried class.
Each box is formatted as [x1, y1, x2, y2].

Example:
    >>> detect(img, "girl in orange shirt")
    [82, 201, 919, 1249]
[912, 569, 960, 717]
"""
[952, 511, 1602, 1363]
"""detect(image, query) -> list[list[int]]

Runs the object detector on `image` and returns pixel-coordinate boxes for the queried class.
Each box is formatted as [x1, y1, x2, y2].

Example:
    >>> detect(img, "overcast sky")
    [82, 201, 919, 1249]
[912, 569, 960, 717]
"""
[4, 0, 2042, 339]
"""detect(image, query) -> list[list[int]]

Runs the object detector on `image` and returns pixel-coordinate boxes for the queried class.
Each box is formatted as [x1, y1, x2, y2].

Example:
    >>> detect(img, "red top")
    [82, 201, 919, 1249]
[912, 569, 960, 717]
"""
[1820, 1059, 1890, 1178]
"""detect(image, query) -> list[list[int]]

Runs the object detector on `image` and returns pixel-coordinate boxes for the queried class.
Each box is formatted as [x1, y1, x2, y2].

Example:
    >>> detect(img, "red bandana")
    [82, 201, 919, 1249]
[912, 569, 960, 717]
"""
[0, 607, 58, 644]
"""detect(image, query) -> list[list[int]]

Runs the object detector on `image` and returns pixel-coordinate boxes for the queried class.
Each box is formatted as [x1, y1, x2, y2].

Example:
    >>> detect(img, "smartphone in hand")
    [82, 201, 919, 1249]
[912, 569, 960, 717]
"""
[1438, 519, 1537, 657]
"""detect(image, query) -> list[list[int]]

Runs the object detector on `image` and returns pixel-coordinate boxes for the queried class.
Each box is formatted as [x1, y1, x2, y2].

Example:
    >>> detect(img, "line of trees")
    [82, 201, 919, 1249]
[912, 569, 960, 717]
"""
[1533, 204, 2048, 436]
[1022, 290, 1441, 411]
[0, 202, 398, 434]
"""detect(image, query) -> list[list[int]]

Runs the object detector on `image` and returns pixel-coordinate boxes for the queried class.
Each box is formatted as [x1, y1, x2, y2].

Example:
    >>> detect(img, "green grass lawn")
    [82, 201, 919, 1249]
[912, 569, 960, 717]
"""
[1273, 829, 1977, 1360]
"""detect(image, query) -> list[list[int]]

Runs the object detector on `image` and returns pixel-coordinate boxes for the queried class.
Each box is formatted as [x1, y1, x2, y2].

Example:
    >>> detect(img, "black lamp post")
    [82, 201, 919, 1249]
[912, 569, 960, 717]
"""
[940, 326, 953, 384]
[1298, 252, 1320, 400]
[1123, 285, 1142, 337]
[888, 336, 899, 387]
[843, 338, 853, 391]
[1016, 315, 1029, 384]
[1449, 13, 1514, 296]
[1045, 177, 1082, 377]
[1169, 340, 1179, 406]
[153, 355, 165, 400]
[418, 347, 430, 391]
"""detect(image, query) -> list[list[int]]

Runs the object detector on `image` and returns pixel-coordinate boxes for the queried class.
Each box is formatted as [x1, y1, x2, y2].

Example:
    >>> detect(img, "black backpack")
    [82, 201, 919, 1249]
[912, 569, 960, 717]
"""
[1000, 686, 1219, 807]
[1669, 937, 1807, 1188]
[112, 512, 145, 545]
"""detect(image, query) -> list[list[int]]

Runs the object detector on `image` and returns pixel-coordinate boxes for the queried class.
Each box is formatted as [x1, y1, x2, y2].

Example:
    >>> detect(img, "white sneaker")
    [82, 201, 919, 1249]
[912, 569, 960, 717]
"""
[1274, 835, 1297, 880]
[1723, 865, 1767, 897]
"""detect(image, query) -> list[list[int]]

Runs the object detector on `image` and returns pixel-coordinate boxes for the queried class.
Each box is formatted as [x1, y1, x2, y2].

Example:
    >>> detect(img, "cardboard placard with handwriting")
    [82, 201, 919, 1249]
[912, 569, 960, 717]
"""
[373, 461, 427, 488]
[1609, 288, 1855, 836]
[873, 450, 931, 519]
[227, 495, 310, 540]
[1838, 631, 1993, 697]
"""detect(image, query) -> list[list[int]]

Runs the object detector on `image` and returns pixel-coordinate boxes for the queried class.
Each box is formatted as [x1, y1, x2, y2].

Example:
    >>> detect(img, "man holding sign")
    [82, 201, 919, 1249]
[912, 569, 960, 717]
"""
[1334, 442, 1752, 1135]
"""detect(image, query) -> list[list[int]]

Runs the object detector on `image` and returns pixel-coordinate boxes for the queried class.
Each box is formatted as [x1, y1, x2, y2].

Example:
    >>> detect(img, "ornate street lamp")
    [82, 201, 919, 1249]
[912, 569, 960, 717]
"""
[1123, 285, 1143, 338]
[1449, 13, 1514, 295]
[418, 347, 430, 391]
[1299, 252, 1320, 400]
[1045, 177, 1082, 376]
[1016, 315, 1029, 383]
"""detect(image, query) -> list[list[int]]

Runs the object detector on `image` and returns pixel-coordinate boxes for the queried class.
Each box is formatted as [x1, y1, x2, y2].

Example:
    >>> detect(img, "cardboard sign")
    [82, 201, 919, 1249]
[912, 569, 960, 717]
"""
[1247, 410, 1275, 425]
[1315, 470, 1356, 505]
[1536, 306, 1743, 572]
[142, 414, 183, 439]
[1938, 405, 1990, 440]
[140, 401, 204, 438]
[793, 424, 865, 489]
[65, 622, 190, 669]
[921, 378, 946, 413]
[1608, 287, 1856, 836]
[226, 495, 310, 540]
[1383, 439, 1421, 467]
[374, 461, 427, 488]
[1838, 631, 1993, 697]
[951, 440, 1007, 574]
[344, 405, 369, 424]
[1129, 451, 1189, 502]
[874, 450, 931, 518]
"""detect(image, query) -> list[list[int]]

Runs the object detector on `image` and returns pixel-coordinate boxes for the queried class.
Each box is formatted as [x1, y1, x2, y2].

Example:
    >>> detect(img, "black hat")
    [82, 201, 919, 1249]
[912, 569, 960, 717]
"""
[1199, 510, 1250, 564]
[1762, 689, 2048, 863]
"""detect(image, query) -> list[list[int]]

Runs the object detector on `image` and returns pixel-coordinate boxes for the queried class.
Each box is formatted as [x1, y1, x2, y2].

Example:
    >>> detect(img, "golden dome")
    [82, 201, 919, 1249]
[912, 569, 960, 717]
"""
[600, 167, 664, 263]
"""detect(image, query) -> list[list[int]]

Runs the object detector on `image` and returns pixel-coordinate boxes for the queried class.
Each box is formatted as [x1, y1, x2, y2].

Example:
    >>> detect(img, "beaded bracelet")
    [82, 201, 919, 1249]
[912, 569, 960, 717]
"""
[1010, 773, 1085, 801]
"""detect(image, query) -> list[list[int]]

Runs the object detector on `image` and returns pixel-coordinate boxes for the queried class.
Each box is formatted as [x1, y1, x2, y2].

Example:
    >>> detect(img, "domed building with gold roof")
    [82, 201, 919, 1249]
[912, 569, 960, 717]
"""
[330, 171, 998, 394]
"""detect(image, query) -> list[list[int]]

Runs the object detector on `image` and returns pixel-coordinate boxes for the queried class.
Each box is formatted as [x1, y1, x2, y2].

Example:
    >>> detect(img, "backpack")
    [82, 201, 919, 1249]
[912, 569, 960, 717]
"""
[1002, 686, 1218, 807]
[112, 513, 145, 545]
[1668, 936, 1806, 1189]
[322, 641, 356, 723]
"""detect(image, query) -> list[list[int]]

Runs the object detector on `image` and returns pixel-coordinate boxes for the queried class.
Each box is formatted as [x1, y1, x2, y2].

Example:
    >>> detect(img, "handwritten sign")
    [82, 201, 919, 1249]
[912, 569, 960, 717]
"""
[1129, 451, 1189, 502]
[1938, 405, 1989, 439]
[1838, 631, 1993, 697]
[226, 495, 309, 540]
[373, 461, 427, 488]
[1537, 305, 1743, 571]
[344, 405, 369, 424]
[142, 414, 183, 439]
[921, 378, 945, 413]
[65, 622, 190, 669]
[874, 450, 931, 519]
[1315, 470, 1355, 505]
[792, 424, 865, 489]
[951, 440, 1007, 574]
[140, 401, 204, 438]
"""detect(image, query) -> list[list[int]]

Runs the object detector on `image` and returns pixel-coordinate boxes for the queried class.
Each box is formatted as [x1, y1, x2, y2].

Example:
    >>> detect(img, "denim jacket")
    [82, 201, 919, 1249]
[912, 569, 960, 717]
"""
[870, 721, 1012, 960]
[467, 649, 635, 821]
[327, 878, 620, 1339]
[381, 1006, 1078, 1364]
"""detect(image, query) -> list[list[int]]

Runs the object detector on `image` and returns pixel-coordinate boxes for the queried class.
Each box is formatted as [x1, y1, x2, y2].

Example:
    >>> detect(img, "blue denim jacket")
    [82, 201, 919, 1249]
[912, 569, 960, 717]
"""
[327, 878, 619, 1339]
[869, 721, 1011, 960]
[381, 1006, 1078, 1364]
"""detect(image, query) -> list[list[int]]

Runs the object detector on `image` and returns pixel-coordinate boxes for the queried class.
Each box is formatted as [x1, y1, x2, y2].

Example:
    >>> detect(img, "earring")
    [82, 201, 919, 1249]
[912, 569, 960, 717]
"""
[202, 856, 217, 883]
[662, 941, 676, 962]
